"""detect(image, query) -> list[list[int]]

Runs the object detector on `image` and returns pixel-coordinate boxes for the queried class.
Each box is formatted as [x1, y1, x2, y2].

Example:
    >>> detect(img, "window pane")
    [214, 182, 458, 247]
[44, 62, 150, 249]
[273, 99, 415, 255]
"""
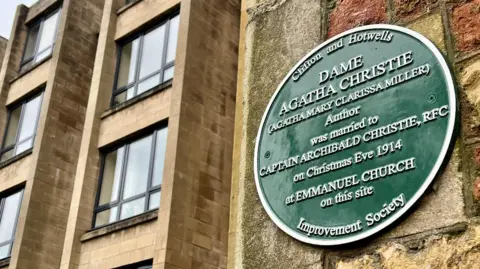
[0, 244, 9, 260]
[14, 138, 33, 155]
[112, 92, 126, 106]
[17, 95, 42, 143]
[139, 25, 165, 79]
[0, 150, 14, 163]
[166, 15, 179, 63]
[20, 61, 34, 73]
[37, 10, 60, 53]
[123, 136, 152, 199]
[163, 66, 174, 82]
[34, 47, 53, 63]
[152, 128, 168, 187]
[0, 191, 22, 243]
[4, 106, 22, 148]
[117, 39, 140, 89]
[94, 206, 117, 227]
[120, 197, 145, 220]
[137, 74, 160, 95]
[99, 148, 124, 205]
[112, 87, 135, 106]
[23, 23, 40, 61]
[149, 191, 161, 210]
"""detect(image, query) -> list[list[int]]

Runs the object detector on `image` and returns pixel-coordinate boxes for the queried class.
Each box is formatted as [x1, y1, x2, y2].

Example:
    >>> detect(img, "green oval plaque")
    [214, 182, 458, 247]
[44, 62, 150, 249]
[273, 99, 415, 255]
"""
[254, 24, 457, 245]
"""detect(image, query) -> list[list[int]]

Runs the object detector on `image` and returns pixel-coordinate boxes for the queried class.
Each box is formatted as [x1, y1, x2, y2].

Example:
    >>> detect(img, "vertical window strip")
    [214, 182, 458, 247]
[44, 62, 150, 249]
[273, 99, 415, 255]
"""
[93, 127, 167, 228]
[20, 8, 62, 72]
[0, 93, 43, 162]
[0, 189, 24, 260]
[111, 13, 179, 106]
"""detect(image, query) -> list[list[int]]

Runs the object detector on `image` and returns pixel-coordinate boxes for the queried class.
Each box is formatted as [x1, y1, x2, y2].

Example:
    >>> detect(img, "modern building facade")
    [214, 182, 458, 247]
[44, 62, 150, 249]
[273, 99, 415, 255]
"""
[0, 0, 239, 269]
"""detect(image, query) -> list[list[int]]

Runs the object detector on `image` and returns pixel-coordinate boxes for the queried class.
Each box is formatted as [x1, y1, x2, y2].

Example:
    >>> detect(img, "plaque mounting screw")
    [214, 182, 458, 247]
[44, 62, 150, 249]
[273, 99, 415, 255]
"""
[427, 94, 437, 103]
[264, 151, 271, 158]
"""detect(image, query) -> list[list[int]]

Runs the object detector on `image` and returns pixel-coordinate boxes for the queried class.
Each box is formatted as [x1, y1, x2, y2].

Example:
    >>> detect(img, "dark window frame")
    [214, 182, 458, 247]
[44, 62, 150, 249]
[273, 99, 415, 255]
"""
[20, 8, 62, 72]
[111, 11, 179, 107]
[0, 187, 24, 261]
[115, 259, 152, 269]
[0, 91, 44, 162]
[92, 127, 167, 229]
[125, 0, 139, 5]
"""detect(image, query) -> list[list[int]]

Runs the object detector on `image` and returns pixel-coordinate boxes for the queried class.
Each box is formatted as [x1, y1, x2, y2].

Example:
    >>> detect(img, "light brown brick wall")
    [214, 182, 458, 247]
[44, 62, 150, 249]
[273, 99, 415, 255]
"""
[25, 0, 61, 23]
[98, 89, 171, 147]
[7, 59, 51, 105]
[0, 38, 7, 67]
[154, 0, 239, 268]
[115, 0, 180, 40]
[59, 0, 120, 267]
[0, 5, 29, 148]
[0, 155, 32, 192]
[0, 0, 239, 269]
[78, 220, 158, 269]
[60, 0, 177, 268]
[8, 0, 103, 268]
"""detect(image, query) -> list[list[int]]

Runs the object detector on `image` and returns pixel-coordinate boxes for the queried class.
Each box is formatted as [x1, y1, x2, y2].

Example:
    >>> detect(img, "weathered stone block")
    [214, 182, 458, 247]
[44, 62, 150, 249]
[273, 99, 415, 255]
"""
[382, 148, 466, 238]
[473, 178, 480, 200]
[335, 225, 480, 269]
[328, 0, 386, 37]
[231, 0, 325, 268]
[451, 0, 480, 52]
[407, 12, 446, 52]
[394, 0, 439, 22]
[458, 56, 480, 216]
[0, 38, 6, 66]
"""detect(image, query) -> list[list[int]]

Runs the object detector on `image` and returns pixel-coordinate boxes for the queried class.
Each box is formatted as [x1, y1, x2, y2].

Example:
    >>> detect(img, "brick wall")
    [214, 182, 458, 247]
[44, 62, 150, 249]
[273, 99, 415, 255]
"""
[0, 38, 7, 67]
[8, 0, 103, 268]
[0, 6, 29, 149]
[25, 0, 61, 23]
[154, 0, 240, 268]
[7, 60, 51, 105]
[78, 219, 159, 269]
[0, 0, 240, 268]
[98, 89, 171, 147]
[60, 0, 175, 268]
[230, 0, 480, 268]
[114, 0, 180, 40]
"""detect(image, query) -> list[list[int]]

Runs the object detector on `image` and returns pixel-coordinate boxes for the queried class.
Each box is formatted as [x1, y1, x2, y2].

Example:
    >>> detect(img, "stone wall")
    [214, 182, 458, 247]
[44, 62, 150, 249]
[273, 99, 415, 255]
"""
[229, 0, 480, 268]
[0, 38, 7, 67]
[8, 0, 103, 268]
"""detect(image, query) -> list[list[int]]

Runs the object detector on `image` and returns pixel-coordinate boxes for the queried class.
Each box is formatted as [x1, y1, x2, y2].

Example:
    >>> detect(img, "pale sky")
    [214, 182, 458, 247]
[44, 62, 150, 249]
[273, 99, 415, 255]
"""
[0, 0, 38, 39]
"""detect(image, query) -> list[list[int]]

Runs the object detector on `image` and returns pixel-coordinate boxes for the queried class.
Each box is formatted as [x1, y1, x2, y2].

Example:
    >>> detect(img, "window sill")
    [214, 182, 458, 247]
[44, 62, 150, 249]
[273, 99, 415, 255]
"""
[101, 80, 172, 120]
[117, 0, 144, 15]
[0, 257, 10, 268]
[0, 149, 33, 170]
[9, 56, 52, 84]
[80, 210, 158, 242]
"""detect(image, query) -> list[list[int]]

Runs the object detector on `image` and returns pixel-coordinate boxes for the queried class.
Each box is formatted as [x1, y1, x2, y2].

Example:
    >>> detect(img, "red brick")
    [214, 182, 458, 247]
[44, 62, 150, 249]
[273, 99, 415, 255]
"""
[474, 177, 480, 200]
[451, 0, 480, 52]
[395, 0, 439, 21]
[328, 0, 387, 37]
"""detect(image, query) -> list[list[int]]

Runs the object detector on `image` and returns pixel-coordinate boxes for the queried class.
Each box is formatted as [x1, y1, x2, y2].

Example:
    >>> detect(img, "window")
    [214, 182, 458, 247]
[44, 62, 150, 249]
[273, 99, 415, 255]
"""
[0, 189, 23, 260]
[112, 13, 179, 106]
[116, 260, 152, 269]
[21, 9, 61, 72]
[93, 127, 168, 228]
[0, 93, 43, 162]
